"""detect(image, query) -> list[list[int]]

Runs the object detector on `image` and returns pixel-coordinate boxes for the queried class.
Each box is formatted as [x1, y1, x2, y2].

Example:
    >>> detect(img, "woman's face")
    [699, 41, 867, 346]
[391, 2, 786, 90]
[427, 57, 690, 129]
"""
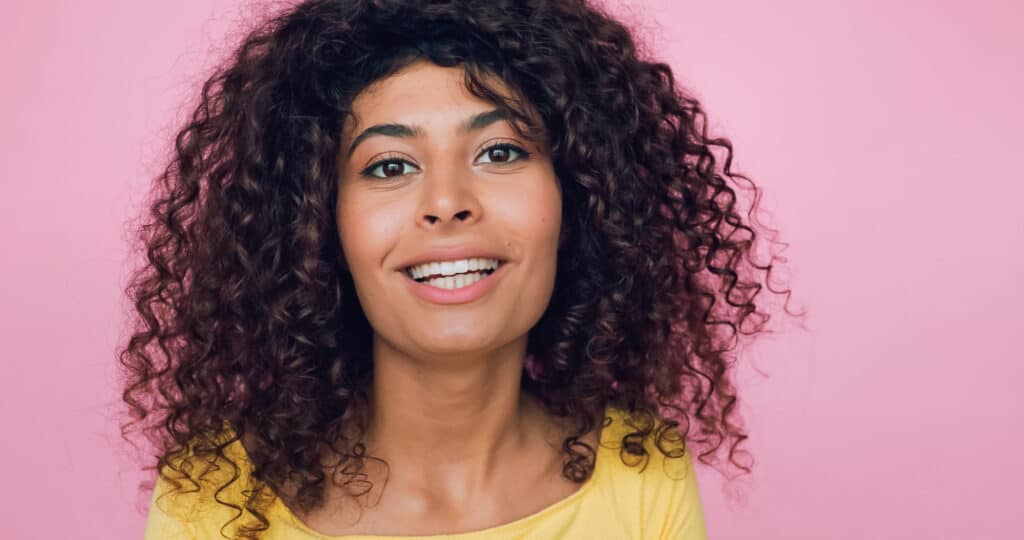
[336, 60, 562, 361]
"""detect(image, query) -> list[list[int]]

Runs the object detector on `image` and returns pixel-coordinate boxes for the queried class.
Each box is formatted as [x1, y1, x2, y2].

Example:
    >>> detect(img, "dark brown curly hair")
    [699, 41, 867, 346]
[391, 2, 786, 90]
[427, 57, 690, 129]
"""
[119, 0, 801, 537]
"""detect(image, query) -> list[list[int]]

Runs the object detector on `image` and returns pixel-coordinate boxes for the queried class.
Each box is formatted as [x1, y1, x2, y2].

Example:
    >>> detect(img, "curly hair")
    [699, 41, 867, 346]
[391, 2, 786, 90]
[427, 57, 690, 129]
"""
[119, 0, 800, 537]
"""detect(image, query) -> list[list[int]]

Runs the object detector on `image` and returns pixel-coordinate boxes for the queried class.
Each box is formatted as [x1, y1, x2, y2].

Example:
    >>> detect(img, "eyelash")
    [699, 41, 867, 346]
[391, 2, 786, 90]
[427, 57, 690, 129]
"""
[359, 142, 531, 180]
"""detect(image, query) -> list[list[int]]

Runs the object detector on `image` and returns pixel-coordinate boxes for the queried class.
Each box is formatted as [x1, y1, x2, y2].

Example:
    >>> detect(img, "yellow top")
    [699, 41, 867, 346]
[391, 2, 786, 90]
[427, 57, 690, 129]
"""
[144, 406, 708, 539]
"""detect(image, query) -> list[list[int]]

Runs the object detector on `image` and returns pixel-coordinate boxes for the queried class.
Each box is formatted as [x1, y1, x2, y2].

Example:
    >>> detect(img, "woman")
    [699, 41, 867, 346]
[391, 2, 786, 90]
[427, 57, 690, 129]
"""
[121, 0, 793, 538]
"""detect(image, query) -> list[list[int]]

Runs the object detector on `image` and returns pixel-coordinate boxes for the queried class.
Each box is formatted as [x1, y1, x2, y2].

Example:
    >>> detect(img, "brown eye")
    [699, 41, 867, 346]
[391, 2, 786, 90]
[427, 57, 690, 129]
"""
[477, 143, 529, 165]
[381, 161, 404, 177]
[361, 158, 418, 179]
[488, 146, 511, 162]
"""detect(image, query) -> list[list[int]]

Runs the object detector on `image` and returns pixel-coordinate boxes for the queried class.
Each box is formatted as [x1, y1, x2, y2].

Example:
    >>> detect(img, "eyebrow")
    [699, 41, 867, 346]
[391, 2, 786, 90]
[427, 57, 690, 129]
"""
[345, 108, 511, 159]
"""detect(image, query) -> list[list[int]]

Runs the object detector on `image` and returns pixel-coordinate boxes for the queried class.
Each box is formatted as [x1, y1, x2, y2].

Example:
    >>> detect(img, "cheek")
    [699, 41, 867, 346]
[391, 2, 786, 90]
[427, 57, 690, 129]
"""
[503, 179, 562, 247]
[336, 196, 403, 271]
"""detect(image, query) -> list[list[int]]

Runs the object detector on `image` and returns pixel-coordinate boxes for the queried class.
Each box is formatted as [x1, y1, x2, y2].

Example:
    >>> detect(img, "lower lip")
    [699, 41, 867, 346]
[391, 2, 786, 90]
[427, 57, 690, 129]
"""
[400, 262, 508, 305]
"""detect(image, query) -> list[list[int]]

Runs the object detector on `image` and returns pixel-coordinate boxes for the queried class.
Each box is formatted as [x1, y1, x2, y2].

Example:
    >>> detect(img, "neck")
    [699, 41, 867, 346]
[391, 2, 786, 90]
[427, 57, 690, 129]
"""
[363, 334, 540, 491]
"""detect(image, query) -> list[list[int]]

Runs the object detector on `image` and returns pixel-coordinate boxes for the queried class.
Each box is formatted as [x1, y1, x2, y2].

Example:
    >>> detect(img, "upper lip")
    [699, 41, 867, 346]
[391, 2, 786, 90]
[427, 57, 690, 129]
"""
[397, 246, 508, 271]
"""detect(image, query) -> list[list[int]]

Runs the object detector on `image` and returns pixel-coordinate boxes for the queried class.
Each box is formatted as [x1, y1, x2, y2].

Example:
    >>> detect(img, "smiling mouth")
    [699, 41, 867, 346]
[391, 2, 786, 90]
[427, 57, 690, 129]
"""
[403, 260, 505, 285]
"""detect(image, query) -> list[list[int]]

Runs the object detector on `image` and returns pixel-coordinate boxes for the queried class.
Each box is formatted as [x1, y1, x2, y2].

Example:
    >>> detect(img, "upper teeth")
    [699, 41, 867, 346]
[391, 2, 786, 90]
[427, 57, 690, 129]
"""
[406, 258, 501, 280]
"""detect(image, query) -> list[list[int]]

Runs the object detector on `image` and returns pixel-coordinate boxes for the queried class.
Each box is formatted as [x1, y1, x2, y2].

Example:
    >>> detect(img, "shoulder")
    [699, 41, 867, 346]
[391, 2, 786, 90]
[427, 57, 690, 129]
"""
[144, 425, 265, 540]
[596, 406, 709, 540]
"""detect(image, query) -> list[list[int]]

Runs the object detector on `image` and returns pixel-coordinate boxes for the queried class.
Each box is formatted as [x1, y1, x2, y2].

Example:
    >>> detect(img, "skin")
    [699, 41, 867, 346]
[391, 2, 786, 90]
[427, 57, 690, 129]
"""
[297, 60, 600, 535]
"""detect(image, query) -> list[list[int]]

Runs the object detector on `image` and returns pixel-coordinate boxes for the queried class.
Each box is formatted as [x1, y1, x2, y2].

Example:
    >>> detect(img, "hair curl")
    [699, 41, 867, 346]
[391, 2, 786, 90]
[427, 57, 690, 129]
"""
[119, 0, 801, 537]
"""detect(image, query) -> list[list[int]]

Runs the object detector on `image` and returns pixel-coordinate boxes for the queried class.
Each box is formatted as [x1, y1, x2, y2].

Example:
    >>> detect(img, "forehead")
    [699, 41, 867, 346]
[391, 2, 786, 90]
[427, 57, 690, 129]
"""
[342, 62, 519, 136]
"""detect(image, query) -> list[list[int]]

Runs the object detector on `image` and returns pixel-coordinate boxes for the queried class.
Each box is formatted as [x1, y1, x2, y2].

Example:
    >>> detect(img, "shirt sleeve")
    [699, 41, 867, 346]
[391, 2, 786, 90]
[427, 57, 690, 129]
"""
[654, 450, 708, 540]
[143, 472, 198, 540]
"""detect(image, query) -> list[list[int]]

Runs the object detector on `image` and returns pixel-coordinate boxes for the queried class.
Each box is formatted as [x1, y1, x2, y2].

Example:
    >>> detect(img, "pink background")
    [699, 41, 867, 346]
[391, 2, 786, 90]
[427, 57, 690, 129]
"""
[1, 0, 1020, 538]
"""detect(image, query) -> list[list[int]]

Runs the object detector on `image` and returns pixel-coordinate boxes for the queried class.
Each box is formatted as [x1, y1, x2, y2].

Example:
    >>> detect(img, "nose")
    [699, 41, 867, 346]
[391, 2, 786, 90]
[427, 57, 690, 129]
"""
[424, 208, 472, 225]
[417, 169, 483, 229]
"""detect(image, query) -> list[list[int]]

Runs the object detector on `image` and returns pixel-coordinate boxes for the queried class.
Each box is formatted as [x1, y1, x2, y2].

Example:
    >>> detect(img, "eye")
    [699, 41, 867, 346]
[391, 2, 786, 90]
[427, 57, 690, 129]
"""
[360, 154, 419, 180]
[476, 142, 530, 165]
[359, 143, 530, 180]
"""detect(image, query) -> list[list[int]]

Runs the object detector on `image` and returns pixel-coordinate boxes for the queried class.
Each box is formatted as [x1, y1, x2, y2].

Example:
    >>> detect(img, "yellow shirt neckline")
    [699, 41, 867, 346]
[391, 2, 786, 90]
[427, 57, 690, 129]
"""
[272, 406, 616, 539]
